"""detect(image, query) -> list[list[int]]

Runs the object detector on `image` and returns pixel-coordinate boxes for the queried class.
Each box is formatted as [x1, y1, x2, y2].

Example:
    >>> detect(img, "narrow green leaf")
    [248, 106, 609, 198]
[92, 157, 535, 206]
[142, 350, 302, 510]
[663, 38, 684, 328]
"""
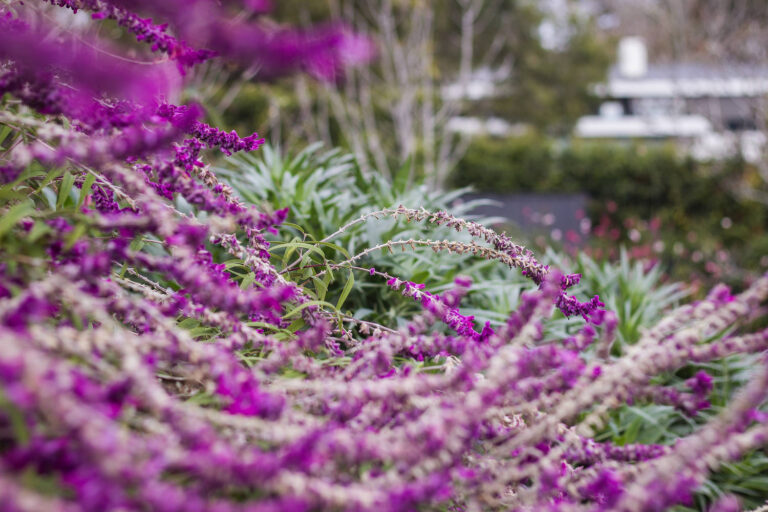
[336, 270, 355, 311]
[224, 259, 249, 271]
[269, 240, 326, 258]
[284, 299, 339, 319]
[178, 318, 200, 329]
[41, 187, 57, 209]
[189, 326, 218, 339]
[0, 389, 28, 444]
[77, 173, 96, 208]
[283, 236, 302, 263]
[64, 223, 87, 249]
[35, 169, 63, 194]
[0, 186, 25, 202]
[286, 318, 305, 333]
[57, 171, 75, 209]
[312, 275, 328, 301]
[323, 261, 334, 282]
[281, 222, 305, 234]
[186, 392, 218, 406]
[0, 201, 33, 238]
[246, 321, 294, 337]
[27, 221, 51, 242]
[240, 272, 255, 290]
[0, 124, 13, 146]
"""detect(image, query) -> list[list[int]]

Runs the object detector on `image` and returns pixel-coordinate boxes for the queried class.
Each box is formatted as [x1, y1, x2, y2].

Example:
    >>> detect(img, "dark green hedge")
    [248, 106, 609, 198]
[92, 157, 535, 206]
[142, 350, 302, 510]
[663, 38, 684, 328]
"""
[451, 135, 768, 280]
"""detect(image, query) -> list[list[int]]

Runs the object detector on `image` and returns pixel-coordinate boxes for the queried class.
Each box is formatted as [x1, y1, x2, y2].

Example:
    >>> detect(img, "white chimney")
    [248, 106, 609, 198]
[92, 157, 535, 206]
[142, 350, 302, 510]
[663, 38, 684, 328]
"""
[618, 37, 647, 78]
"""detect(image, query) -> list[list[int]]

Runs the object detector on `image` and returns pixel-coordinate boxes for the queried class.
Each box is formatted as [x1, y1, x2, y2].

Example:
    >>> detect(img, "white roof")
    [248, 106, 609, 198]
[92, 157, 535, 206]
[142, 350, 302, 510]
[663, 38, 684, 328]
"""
[575, 115, 713, 138]
[445, 116, 526, 136]
[602, 77, 768, 98]
[600, 64, 768, 98]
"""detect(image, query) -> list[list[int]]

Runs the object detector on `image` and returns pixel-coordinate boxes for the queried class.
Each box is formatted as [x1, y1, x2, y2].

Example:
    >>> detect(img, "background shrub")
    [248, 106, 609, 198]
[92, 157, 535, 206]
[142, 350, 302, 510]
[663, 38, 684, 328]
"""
[452, 135, 768, 285]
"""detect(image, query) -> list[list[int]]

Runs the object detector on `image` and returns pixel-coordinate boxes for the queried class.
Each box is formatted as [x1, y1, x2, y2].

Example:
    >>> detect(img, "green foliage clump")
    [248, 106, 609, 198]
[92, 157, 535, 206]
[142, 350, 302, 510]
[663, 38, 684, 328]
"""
[217, 144, 546, 329]
[453, 135, 768, 284]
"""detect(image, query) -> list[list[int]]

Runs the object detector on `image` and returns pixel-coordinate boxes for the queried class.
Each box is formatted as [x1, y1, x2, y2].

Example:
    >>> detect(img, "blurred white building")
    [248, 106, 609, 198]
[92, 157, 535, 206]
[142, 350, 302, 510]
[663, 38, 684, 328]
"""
[576, 37, 768, 162]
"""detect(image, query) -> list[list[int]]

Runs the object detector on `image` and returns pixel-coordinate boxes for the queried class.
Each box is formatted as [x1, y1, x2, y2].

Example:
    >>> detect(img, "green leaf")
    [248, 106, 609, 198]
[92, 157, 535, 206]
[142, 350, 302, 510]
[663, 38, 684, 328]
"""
[0, 124, 13, 146]
[188, 326, 218, 339]
[77, 173, 96, 208]
[0, 201, 33, 238]
[178, 318, 200, 329]
[336, 269, 355, 311]
[35, 169, 63, 194]
[57, 171, 75, 209]
[281, 222, 306, 234]
[0, 185, 25, 202]
[286, 318, 305, 333]
[323, 262, 334, 283]
[245, 321, 294, 337]
[240, 272, 255, 290]
[186, 392, 218, 406]
[283, 236, 303, 263]
[0, 388, 29, 444]
[41, 187, 57, 209]
[312, 275, 328, 301]
[224, 259, 249, 271]
[64, 223, 87, 250]
[618, 414, 642, 445]
[269, 240, 326, 257]
[27, 221, 51, 242]
[284, 299, 339, 319]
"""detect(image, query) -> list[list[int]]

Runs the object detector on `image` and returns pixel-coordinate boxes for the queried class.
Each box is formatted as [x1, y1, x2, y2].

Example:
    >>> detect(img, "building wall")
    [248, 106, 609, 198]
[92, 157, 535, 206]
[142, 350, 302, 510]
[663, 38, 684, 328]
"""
[685, 97, 757, 131]
[623, 96, 759, 132]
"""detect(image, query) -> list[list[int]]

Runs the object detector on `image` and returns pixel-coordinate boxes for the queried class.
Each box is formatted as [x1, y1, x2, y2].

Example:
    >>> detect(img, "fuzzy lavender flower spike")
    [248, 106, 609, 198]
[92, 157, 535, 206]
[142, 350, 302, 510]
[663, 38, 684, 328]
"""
[0, 11, 180, 105]
[46, 0, 216, 72]
[101, 0, 376, 79]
